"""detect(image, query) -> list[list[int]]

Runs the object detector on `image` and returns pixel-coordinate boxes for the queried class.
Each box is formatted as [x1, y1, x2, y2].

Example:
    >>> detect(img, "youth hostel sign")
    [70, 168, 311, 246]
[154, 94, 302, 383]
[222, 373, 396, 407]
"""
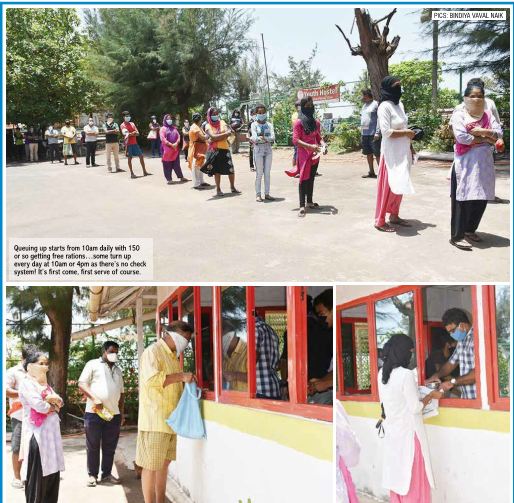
[297, 84, 340, 104]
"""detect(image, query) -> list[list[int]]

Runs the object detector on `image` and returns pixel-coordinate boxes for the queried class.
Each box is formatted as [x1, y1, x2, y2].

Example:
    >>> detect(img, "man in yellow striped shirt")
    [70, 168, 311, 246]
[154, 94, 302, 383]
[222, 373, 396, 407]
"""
[136, 320, 195, 503]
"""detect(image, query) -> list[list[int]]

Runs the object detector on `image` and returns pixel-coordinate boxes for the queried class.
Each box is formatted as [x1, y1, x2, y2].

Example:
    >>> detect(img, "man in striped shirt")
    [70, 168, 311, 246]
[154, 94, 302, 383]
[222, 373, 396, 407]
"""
[255, 317, 281, 400]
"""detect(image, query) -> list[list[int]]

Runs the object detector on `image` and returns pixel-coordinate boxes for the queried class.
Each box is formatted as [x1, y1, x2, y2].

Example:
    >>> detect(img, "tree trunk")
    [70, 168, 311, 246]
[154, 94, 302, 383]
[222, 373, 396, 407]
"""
[36, 287, 74, 424]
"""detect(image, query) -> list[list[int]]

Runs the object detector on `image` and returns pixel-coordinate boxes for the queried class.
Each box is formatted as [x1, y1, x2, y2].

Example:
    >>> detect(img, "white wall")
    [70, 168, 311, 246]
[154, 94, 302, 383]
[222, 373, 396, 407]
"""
[345, 415, 510, 503]
[170, 420, 332, 503]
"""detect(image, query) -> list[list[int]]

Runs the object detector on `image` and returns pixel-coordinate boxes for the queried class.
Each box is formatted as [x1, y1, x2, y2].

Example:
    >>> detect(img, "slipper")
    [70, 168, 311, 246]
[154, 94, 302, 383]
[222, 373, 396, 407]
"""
[216, 190, 224, 197]
[362, 173, 377, 179]
[389, 218, 412, 227]
[375, 224, 396, 233]
[464, 232, 482, 242]
[298, 208, 306, 218]
[307, 202, 319, 208]
[450, 238, 472, 250]
[231, 188, 241, 194]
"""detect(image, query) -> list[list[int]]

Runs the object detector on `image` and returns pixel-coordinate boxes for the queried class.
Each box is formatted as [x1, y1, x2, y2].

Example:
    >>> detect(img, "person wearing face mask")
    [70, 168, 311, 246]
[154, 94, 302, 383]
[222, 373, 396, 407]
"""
[188, 112, 211, 190]
[246, 108, 256, 171]
[61, 119, 79, 165]
[286, 96, 327, 217]
[18, 348, 65, 503]
[425, 308, 476, 399]
[201, 107, 240, 197]
[181, 119, 190, 161]
[25, 126, 40, 162]
[147, 115, 161, 158]
[449, 83, 503, 250]
[44, 123, 63, 164]
[121, 111, 149, 179]
[374, 76, 417, 232]
[136, 320, 195, 503]
[251, 103, 276, 202]
[230, 109, 243, 154]
[360, 88, 381, 178]
[307, 289, 334, 404]
[83, 116, 99, 167]
[160, 113, 189, 185]
[78, 341, 125, 487]
[103, 113, 121, 172]
[378, 334, 434, 502]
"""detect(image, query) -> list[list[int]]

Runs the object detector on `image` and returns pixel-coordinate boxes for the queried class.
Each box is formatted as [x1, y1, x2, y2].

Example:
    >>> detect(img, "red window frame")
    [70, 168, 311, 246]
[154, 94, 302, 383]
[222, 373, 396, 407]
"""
[337, 285, 482, 409]
[158, 286, 332, 422]
[483, 285, 510, 411]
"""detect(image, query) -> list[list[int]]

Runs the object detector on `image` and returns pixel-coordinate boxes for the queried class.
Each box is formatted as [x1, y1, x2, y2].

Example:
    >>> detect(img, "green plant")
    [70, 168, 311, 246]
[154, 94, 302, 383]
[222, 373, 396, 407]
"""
[328, 120, 362, 153]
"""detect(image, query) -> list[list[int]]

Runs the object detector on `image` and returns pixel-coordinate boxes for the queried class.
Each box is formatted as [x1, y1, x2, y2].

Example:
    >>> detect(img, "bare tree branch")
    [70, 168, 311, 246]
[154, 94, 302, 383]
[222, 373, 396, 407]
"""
[335, 24, 363, 56]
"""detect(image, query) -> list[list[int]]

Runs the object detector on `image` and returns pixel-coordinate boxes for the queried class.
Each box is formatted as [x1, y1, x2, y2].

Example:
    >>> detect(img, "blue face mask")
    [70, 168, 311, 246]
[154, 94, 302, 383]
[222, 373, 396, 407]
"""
[166, 119, 173, 126]
[257, 113, 267, 122]
[210, 115, 220, 122]
[450, 327, 467, 342]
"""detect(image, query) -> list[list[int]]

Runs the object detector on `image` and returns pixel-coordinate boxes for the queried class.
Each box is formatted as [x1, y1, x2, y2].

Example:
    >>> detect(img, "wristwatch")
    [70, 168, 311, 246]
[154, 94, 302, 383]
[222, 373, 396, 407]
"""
[450, 378, 457, 385]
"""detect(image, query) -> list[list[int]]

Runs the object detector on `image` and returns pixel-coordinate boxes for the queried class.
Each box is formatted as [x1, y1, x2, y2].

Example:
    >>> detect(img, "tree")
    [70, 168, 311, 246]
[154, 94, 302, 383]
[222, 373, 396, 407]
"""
[6, 8, 99, 125]
[228, 48, 267, 107]
[420, 9, 439, 110]
[420, 8, 510, 89]
[7, 287, 84, 416]
[85, 8, 255, 121]
[271, 47, 325, 102]
[336, 9, 400, 100]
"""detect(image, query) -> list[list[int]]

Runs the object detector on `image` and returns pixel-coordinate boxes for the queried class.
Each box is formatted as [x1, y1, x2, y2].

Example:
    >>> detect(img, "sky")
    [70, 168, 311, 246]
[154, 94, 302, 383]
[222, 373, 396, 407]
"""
[245, 6, 483, 116]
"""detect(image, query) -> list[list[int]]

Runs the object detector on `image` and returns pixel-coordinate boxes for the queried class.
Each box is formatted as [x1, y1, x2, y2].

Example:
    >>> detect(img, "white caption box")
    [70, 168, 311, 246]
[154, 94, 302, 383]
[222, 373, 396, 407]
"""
[432, 10, 507, 21]
[9, 238, 154, 281]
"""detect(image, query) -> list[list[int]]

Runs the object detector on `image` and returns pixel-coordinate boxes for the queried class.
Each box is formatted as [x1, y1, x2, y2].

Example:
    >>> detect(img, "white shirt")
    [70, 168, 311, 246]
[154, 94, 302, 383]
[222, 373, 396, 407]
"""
[83, 124, 99, 142]
[378, 367, 434, 495]
[19, 377, 65, 479]
[78, 358, 124, 415]
[6, 363, 27, 421]
[378, 100, 415, 195]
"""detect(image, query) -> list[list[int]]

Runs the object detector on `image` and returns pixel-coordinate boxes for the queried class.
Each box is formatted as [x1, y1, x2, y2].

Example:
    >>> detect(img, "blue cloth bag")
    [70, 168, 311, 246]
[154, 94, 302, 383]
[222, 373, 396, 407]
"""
[166, 382, 206, 439]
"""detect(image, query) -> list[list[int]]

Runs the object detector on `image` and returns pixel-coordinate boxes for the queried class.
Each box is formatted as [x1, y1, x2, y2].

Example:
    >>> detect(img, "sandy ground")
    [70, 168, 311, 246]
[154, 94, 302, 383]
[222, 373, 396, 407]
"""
[6, 148, 510, 282]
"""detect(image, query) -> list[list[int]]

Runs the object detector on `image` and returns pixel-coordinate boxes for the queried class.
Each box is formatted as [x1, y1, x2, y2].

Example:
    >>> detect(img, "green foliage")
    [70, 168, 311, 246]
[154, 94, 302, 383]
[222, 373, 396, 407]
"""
[85, 8, 255, 123]
[328, 121, 362, 154]
[271, 99, 295, 146]
[6, 8, 100, 125]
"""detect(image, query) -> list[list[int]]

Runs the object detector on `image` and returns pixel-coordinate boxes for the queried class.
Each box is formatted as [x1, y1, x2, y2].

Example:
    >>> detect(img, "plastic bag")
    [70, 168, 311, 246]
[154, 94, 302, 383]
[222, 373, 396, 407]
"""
[166, 382, 206, 439]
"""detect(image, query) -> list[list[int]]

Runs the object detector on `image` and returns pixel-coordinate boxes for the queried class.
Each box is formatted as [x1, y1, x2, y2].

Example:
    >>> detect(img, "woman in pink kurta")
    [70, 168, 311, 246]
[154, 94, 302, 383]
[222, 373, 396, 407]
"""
[160, 114, 189, 185]
[286, 96, 326, 217]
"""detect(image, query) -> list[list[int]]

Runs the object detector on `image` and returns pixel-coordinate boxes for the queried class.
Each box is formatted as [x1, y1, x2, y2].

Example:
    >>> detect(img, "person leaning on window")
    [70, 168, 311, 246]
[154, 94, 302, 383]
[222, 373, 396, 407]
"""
[425, 308, 476, 399]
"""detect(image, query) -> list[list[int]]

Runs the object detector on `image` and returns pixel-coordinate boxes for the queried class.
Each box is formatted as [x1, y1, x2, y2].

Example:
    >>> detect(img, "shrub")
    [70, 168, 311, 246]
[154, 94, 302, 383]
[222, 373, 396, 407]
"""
[328, 121, 361, 153]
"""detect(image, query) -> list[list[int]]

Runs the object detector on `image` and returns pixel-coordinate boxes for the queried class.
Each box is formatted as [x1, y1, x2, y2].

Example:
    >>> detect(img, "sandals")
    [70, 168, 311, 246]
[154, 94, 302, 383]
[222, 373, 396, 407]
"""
[264, 195, 275, 201]
[464, 232, 482, 242]
[216, 190, 224, 197]
[298, 208, 306, 218]
[450, 238, 472, 250]
[375, 223, 396, 233]
[231, 188, 241, 194]
[256, 195, 263, 202]
[362, 173, 377, 179]
[307, 202, 319, 208]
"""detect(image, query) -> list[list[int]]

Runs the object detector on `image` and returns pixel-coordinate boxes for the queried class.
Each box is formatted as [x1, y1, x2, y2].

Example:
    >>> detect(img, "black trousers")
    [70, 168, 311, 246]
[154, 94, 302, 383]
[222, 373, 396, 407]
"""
[299, 163, 319, 207]
[48, 144, 61, 162]
[25, 435, 60, 503]
[15, 144, 24, 161]
[84, 412, 121, 478]
[450, 165, 488, 240]
[85, 141, 97, 166]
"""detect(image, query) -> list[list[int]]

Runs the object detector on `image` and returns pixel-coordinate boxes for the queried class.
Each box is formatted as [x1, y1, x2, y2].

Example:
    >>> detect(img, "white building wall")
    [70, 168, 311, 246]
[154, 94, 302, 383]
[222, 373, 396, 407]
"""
[170, 420, 333, 503]
[346, 415, 510, 503]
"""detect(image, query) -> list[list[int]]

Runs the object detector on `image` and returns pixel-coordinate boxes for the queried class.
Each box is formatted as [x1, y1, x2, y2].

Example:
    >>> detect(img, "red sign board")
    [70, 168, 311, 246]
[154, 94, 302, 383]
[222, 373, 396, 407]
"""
[297, 84, 340, 103]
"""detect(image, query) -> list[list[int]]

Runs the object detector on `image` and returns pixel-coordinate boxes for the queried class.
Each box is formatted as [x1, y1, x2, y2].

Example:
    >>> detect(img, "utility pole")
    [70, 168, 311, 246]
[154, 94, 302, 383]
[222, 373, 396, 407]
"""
[432, 19, 439, 111]
[261, 33, 272, 118]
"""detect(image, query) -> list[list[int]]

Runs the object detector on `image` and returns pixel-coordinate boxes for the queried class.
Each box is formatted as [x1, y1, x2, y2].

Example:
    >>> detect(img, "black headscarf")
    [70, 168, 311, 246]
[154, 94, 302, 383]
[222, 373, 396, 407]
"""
[380, 76, 402, 105]
[299, 97, 316, 134]
[381, 334, 414, 384]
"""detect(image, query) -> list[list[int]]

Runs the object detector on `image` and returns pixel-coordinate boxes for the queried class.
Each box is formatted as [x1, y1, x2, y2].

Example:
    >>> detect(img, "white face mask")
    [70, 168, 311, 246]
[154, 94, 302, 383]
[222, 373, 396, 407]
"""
[124, 116, 131, 122]
[107, 118, 113, 124]
[27, 362, 49, 385]
[168, 331, 189, 355]
[88, 121, 94, 126]
[106, 353, 118, 363]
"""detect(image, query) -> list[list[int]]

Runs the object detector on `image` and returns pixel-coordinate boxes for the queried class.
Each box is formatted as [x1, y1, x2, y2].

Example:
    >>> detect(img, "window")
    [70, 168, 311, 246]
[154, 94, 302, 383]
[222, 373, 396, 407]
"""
[340, 305, 371, 396]
[485, 285, 510, 410]
[181, 288, 195, 373]
[158, 286, 332, 421]
[375, 291, 415, 370]
[199, 286, 215, 392]
[159, 306, 169, 336]
[171, 298, 178, 321]
[221, 286, 248, 392]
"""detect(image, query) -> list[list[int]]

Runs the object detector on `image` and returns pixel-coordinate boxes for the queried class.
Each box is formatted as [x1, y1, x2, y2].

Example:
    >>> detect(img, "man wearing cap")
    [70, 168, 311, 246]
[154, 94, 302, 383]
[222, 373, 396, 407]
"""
[121, 111, 149, 179]
[148, 115, 161, 158]
[136, 320, 195, 503]
[61, 119, 79, 165]
[104, 113, 121, 172]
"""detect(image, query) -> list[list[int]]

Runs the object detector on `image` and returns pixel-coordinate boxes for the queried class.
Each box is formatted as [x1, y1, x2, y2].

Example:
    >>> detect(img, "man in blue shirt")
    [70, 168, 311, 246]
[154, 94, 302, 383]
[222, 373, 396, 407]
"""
[360, 89, 381, 179]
